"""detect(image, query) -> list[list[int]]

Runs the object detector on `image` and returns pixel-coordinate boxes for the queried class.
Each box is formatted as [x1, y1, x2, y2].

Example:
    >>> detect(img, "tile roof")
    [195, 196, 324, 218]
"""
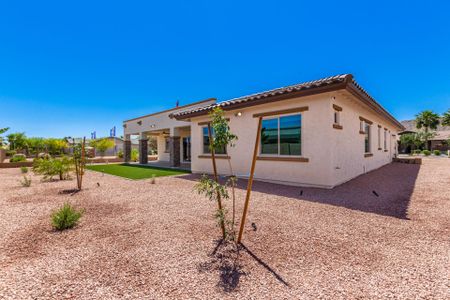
[171, 74, 404, 130]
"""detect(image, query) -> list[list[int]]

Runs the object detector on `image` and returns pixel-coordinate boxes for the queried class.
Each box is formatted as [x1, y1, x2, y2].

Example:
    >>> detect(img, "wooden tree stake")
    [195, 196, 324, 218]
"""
[237, 117, 262, 243]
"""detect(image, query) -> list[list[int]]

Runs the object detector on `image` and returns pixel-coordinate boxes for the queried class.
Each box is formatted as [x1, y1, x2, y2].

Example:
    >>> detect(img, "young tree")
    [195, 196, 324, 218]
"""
[44, 138, 68, 155]
[195, 107, 238, 241]
[26, 137, 46, 156]
[442, 109, 450, 126]
[90, 138, 114, 157]
[73, 138, 87, 190]
[415, 110, 440, 150]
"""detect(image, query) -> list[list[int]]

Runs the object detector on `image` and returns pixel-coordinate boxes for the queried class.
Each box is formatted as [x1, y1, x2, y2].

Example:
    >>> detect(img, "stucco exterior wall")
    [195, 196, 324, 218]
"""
[190, 91, 401, 188]
[157, 135, 170, 161]
[191, 93, 336, 188]
[330, 91, 399, 186]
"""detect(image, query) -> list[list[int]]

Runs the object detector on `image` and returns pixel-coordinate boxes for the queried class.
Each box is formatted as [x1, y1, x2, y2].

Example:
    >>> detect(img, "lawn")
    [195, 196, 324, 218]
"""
[86, 163, 190, 179]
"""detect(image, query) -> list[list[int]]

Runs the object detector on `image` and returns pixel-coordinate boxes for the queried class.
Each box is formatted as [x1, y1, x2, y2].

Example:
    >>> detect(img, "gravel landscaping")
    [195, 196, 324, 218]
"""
[0, 158, 449, 299]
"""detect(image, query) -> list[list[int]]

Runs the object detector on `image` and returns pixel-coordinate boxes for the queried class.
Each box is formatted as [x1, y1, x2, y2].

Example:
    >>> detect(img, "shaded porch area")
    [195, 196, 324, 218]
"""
[138, 160, 191, 172]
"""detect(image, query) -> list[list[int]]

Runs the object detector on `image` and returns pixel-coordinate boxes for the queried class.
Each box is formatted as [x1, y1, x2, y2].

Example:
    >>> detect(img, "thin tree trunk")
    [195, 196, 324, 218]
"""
[227, 158, 236, 237]
[208, 124, 226, 239]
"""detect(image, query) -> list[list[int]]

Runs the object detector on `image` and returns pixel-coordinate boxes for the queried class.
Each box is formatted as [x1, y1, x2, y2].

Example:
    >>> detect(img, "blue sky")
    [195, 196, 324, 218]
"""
[1, 0, 449, 138]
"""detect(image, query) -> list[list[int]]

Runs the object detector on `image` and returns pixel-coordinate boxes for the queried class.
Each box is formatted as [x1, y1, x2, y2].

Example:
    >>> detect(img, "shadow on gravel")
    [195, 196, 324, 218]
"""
[179, 163, 420, 219]
[198, 240, 289, 292]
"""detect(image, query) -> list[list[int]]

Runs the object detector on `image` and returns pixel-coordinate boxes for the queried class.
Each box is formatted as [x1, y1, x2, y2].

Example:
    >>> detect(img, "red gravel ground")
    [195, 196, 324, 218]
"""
[0, 159, 449, 299]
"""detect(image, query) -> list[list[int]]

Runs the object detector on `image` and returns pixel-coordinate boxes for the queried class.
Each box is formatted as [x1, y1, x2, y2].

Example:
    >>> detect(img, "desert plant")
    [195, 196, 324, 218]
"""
[44, 138, 68, 155]
[10, 154, 26, 162]
[412, 149, 422, 155]
[33, 156, 73, 180]
[20, 176, 32, 187]
[194, 107, 238, 241]
[131, 149, 139, 162]
[73, 138, 87, 190]
[38, 152, 52, 160]
[6, 150, 16, 157]
[422, 150, 431, 156]
[90, 138, 114, 157]
[117, 150, 124, 158]
[415, 110, 440, 150]
[20, 166, 28, 174]
[433, 150, 441, 156]
[26, 137, 46, 156]
[51, 203, 83, 230]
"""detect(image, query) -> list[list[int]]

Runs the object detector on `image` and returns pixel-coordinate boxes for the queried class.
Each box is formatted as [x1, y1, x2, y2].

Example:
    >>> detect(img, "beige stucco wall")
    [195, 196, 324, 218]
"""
[190, 91, 401, 188]
[330, 91, 399, 186]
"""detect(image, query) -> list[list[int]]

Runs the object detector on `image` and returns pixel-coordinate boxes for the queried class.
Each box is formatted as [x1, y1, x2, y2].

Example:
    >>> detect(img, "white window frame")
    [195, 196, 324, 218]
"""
[384, 129, 387, 150]
[259, 112, 303, 157]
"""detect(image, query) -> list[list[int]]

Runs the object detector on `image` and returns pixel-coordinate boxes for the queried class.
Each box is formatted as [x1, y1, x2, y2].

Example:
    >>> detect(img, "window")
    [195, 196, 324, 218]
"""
[164, 137, 170, 153]
[364, 123, 371, 153]
[384, 129, 387, 150]
[360, 120, 364, 132]
[377, 126, 381, 149]
[334, 111, 340, 124]
[261, 114, 301, 156]
[202, 127, 226, 154]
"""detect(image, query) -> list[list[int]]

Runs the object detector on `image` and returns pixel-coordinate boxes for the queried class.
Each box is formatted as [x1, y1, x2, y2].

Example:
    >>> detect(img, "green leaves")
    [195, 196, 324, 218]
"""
[209, 107, 238, 152]
[51, 203, 83, 231]
[90, 138, 114, 156]
[442, 109, 450, 127]
[415, 110, 440, 131]
[194, 175, 229, 202]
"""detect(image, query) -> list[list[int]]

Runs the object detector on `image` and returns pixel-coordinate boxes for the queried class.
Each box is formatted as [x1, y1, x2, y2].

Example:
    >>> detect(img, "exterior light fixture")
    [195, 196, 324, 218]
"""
[235, 112, 242, 117]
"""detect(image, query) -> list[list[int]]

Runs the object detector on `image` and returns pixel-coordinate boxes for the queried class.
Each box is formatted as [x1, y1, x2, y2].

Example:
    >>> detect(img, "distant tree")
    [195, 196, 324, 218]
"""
[44, 138, 68, 155]
[442, 109, 450, 127]
[6, 132, 27, 150]
[148, 137, 157, 154]
[90, 138, 114, 157]
[415, 110, 440, 150]
[26, 137, 46, 156]
[0, 127, 9, 146]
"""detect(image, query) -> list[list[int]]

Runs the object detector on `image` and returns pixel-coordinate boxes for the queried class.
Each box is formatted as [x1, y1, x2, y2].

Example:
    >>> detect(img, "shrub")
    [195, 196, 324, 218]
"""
[6, 150, 16, 157]
[117, 150, 124, 158]
[20, 176, 32, 187]
[422, 150, 431, 156]
[433, 150, 441, 156]
[51, 203, 83, 230]
[33, 156, 73, 180]
[20, 166, 28, 174]
[10, 154, 26, 162]
[131, 149, 139, 162]
[412, 149, 422, 155]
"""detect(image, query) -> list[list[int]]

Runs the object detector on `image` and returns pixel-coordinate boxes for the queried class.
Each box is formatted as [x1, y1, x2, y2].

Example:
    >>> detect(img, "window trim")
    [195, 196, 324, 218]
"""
[364, 122, 371, 154]
[259, 112, 303, 158]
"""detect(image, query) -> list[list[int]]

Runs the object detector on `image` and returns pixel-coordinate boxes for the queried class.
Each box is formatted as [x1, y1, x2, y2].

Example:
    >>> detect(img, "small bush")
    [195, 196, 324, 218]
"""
[117, 150, 124, 158]
[20, 166, 28, 173]
[6, 150, 16, 157]
[10, 154, 26, 162]
[433, 150, 441, 156]
[131, 149, 139, 162]
[20, 176, 32, 187]
[51, 203, 83, 231]
[412, 149, 422, 155]
[422, 150, 431, 156]
[33, 156, 73, 180]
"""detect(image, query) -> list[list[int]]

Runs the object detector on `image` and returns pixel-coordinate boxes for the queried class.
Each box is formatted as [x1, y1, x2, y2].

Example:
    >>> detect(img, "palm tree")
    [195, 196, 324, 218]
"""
[0, 127, 9, 146]
[415, 110, 440, 150]
[442, 109, 450, 127]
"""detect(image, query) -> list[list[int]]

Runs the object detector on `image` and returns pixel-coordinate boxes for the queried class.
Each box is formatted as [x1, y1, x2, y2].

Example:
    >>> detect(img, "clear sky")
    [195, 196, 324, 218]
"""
[1, 0, 449, 138]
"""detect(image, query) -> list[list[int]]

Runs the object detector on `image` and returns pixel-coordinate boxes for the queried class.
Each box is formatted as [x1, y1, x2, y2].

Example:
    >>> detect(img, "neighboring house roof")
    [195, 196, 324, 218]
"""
[171, 74, 404, 130]
[400, 119, 450, 132]
[430, 130, 450, 141]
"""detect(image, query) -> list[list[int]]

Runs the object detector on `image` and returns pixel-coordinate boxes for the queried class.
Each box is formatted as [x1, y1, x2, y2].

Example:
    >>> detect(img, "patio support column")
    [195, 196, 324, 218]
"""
[124, 134, 131, 163]
[139, 132, 148, 164]
[169, 127, 180, 167]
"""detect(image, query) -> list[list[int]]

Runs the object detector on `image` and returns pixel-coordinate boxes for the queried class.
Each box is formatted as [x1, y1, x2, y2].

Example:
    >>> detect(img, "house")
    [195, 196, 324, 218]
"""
[399, 119, 450, 152]
[123, 74, 404, 188]
[66, 137, 139, 157]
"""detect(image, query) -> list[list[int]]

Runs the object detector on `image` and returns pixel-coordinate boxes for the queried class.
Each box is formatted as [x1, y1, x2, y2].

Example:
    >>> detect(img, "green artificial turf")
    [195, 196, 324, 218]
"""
[86, 164, 190, 180]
